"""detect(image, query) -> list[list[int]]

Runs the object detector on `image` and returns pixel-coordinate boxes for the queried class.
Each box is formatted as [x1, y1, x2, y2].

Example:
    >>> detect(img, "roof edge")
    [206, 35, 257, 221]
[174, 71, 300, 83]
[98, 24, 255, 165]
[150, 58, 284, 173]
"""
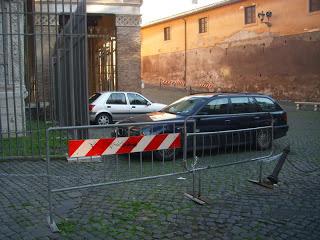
[142, 0, 243, 28]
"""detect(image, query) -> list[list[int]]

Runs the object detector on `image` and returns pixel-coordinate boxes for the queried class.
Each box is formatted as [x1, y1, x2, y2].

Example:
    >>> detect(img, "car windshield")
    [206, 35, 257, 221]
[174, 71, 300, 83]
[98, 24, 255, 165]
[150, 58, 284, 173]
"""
[89, 93, 101, 104]
[161, 96, 207, 116]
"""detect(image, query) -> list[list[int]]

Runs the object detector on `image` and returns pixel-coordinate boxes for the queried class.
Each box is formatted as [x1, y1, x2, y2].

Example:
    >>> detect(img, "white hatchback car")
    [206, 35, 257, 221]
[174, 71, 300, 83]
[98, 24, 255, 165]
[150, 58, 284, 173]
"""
[89, 92, 167, 125]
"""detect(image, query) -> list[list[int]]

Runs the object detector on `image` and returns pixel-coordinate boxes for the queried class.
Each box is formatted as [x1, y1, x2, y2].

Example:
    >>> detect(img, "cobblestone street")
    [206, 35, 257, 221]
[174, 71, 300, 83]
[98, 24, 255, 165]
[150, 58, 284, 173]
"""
[0, 100, 320, 240]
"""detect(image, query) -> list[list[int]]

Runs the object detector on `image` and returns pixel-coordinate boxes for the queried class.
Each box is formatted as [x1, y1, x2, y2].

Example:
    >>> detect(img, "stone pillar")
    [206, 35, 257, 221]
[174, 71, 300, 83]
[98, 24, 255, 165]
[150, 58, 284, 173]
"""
[0, 0, 27, 137]
[115, 14, 141, 92]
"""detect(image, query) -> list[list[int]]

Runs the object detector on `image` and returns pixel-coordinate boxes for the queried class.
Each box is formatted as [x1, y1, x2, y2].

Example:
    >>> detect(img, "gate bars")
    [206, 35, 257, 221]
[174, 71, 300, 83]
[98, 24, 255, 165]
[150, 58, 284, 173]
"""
[0, 0, 89, 160]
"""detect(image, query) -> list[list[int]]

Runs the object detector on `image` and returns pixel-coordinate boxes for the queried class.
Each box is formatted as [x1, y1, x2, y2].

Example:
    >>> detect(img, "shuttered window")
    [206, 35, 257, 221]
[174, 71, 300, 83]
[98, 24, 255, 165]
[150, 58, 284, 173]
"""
[245, 6, 256, 24]
[199, 17, 208, 33]
[310, 0, 320, 12]
[164, 27, 171, 41]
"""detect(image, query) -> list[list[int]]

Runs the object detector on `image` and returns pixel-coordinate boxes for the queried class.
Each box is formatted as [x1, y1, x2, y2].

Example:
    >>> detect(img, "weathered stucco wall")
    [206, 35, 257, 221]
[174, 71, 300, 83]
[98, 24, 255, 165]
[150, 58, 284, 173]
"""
[141, 0, 320, 101]
[143, 31, 320, 101]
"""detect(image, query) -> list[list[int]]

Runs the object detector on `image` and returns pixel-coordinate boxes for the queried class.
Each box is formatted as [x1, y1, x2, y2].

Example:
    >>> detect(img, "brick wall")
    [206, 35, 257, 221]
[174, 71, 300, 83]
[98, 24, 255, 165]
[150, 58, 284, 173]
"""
[116, 15, 141, 92]
[142, 31, 320, 101]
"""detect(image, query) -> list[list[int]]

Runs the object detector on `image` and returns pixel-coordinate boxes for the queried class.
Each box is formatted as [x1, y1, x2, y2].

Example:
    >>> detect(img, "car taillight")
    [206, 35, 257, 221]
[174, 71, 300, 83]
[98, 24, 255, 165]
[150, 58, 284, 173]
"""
[89, 104, 95, 112]
[282, 112, 287, 123]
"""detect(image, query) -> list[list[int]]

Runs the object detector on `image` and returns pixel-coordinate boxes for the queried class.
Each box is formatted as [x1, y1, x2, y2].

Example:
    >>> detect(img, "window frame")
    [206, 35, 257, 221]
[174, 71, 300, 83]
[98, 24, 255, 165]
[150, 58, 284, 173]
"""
[106, 93, 127, 105]
[198, 17, 208, 34]
[127, 93, 149, 105]
[229, 96, 258, 114]
[309, 0, 320, 12]
[197, 97, 230, 115]
[244, 5, 256, 25]
[254, 97, 280, 112]
[164, 26, 171, 41]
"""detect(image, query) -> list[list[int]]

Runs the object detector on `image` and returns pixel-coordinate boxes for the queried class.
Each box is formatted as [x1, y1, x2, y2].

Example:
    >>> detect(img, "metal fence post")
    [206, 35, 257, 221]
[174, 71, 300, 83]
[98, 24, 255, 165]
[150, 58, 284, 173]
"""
[46, 128, 59, 232]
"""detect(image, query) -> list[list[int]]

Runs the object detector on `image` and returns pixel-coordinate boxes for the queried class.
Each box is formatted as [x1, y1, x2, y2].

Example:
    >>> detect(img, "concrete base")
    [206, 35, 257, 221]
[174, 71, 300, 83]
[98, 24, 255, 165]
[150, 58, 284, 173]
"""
[67, 156, 102, 163]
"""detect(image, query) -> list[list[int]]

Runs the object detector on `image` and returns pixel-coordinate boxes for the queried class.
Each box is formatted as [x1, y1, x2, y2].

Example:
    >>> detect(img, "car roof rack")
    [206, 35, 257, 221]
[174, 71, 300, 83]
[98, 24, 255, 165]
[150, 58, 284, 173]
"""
[190, 91, 268, 97]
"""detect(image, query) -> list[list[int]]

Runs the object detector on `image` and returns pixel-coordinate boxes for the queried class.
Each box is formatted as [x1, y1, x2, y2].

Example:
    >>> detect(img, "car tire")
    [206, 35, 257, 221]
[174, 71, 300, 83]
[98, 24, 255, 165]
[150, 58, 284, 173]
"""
[96, 113, 112, 125]
[256, 129, 272, 150]
[154, 149, 180, 161]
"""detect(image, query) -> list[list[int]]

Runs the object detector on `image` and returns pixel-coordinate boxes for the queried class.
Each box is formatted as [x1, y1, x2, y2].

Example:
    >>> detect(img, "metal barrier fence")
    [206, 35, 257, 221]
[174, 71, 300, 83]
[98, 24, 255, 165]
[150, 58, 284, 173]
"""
[45, 118, 278, 232]
[46, 120, 192, 231]
[182, 115, 274, 203]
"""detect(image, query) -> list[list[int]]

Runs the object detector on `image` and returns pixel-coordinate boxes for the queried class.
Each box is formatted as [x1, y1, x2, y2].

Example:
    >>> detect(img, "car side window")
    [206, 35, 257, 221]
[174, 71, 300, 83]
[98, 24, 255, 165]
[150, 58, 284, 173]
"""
[230, 97, 257, 114]
[128, 93, 148, 105]
[197, 98, 229, 115]
[255, 97, 277, 112]
[106, 93, 127, 105]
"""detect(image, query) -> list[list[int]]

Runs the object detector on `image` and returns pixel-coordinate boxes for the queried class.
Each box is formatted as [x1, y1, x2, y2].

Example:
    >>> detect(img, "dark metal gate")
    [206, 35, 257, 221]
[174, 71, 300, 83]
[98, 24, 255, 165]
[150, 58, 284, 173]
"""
[0, 0, 91, 160]
[53, 2, 88, 127]
[87, 14, 117, 94]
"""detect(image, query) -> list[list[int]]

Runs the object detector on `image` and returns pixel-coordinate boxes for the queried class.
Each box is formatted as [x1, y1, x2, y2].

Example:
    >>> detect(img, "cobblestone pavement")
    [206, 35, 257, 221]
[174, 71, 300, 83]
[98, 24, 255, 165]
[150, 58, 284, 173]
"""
[0, 100, 320, 240]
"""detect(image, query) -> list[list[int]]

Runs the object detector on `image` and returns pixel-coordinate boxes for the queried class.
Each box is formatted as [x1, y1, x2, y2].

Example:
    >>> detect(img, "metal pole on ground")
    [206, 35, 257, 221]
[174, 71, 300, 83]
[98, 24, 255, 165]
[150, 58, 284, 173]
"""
[46, 129, 59, 232]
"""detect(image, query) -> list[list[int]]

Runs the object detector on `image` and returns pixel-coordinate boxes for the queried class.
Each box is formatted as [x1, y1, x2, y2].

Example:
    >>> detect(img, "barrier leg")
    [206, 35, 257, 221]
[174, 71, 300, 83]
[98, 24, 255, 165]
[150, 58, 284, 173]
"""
[248, 146, 290, 189]
[267, 146, 290, 184]
[46, 130, 59, 233]
[248, 160, 273, 189]
[184, 170, 208, 205]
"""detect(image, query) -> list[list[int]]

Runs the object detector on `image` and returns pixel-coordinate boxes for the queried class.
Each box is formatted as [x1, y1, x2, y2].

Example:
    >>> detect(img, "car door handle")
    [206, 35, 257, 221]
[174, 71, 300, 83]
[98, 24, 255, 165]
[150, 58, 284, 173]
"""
[107, 106, 111, 108]
[225, 120, 231, 124]
[253, 116, 260, 120]
[132, 106, 136, 109]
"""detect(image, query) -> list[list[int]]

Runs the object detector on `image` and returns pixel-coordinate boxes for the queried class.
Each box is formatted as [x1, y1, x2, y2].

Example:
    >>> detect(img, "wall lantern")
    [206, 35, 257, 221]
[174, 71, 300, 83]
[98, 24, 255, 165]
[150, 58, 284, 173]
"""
[258, 11, 272, 27]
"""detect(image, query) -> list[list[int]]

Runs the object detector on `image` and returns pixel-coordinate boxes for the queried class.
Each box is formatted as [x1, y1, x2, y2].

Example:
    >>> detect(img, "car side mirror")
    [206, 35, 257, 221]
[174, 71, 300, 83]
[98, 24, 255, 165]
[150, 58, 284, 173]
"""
[147, 102, 151, 106]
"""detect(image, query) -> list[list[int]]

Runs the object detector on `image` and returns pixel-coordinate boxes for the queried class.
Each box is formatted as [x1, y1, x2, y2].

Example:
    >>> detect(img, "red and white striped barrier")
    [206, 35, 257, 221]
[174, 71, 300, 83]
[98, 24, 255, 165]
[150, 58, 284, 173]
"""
[68, 133, 181, 158]
[199, 83, 214, 89]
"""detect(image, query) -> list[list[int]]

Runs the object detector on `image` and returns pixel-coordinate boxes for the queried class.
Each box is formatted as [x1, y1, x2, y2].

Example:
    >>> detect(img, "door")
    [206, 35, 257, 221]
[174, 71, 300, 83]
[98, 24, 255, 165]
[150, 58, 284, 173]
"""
[127, 93, 152, 115]
[195, 97, 230, 149]
[229, 96, 271, 146]
[105, 93, 130, 121]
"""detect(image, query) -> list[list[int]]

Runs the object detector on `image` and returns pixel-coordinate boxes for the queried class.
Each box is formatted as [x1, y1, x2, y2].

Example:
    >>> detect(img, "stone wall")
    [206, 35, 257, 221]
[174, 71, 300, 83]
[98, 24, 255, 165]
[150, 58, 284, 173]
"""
[142, 31, 320, 101]
[116, 15, 141, 92]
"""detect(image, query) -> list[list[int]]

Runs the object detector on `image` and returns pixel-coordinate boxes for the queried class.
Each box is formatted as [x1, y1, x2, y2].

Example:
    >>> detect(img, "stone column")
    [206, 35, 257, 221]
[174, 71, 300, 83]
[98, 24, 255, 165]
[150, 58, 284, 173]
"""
[0, 0, 26, 137]
[115, 14, 141, 92]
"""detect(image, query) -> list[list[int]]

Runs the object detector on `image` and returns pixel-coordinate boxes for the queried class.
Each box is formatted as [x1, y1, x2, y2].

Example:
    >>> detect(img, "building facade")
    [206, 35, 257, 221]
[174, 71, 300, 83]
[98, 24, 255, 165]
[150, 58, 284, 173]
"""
[141, 0, 320, 101]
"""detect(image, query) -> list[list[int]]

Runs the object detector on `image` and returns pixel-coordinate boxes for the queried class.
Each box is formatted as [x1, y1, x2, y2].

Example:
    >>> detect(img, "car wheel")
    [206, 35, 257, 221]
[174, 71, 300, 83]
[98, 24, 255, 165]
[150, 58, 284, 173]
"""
[154, 148, 180, 161]
[96, 113, 112, 125]
[256, 129, 271, 150]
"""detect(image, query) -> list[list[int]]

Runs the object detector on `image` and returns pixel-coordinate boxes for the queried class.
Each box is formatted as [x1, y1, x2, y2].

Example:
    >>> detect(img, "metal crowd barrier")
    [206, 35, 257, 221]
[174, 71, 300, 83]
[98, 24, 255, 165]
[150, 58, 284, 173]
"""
[45, 120, 193, 232]
[182, 115, 275, 203]
[45, 117, 279, 232]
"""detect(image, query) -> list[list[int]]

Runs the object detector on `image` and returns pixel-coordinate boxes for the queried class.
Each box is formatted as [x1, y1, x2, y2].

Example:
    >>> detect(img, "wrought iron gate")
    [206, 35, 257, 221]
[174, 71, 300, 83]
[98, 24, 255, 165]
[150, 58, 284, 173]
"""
[0, 0, 89, 160]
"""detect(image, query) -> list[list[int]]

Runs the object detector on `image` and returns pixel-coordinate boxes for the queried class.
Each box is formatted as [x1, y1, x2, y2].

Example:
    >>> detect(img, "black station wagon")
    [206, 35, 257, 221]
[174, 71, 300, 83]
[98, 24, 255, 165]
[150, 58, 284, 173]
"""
[116, 93, 289, 159]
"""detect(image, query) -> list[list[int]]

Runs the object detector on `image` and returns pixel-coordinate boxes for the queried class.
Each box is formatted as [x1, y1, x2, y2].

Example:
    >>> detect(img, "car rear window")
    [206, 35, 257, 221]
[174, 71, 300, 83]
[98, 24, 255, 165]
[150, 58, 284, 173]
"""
[89, 93, 101, 104]
[107, 93, 127, 105]
[255, 97, 280, 112]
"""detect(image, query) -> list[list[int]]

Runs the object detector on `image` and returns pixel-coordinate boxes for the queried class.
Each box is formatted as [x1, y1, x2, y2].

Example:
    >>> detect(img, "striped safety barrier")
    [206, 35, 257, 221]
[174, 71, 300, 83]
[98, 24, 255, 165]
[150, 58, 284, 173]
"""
[199, 83, 214, 89]
[68, 133, 181, 158]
